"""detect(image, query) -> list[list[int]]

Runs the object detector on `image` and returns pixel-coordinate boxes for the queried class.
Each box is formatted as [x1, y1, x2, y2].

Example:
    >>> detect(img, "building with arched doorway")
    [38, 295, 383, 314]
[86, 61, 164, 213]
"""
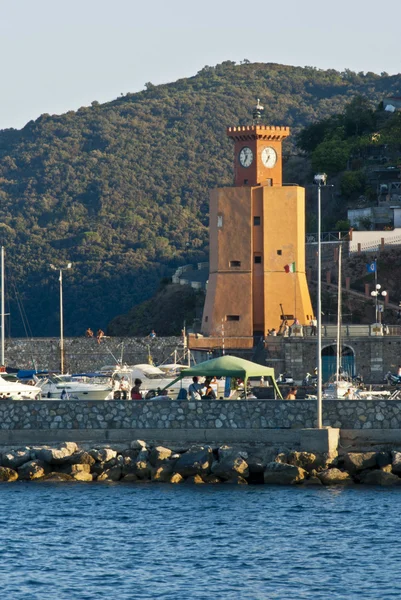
[321, 344, 355, 382]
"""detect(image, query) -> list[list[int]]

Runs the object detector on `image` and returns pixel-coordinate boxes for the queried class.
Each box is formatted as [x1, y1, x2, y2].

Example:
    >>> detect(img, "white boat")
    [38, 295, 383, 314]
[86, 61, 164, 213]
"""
[34, 373, 114, 400]
[0, 375, 41, 400]
[101, 363, 194, 399]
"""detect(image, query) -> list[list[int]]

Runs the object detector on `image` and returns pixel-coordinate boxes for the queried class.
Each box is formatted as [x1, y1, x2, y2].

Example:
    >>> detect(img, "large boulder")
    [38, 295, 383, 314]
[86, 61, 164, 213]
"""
[149, 446, 173, 467]
[0, 467, 18, 482]
[317, 468, 353, 485]
[170, 473, 184, 484]
[130, 440, 147, 451]
[97, 466, 122, 482]
[61, 464, 91, 475]
[73, 471, 93, 482]
[302, 476, 323, 486]
[174, 446, 213, 477]
[285, 452, 317, 471]
[264, 462, 307, 485]
[35, 442, 78, 465]
[343, 452, 377, 473]
[133, 449, 152, 479]
[151, 464, 174, 483]
[2, 449, 32, 470]
[89, 448, 117, 463]
[18, 460, 48, 481]
[376, 452, 392, 468]
[67, 451, 96, 466]
[360, 470, 401, 486]
[211, 453, 249, 481]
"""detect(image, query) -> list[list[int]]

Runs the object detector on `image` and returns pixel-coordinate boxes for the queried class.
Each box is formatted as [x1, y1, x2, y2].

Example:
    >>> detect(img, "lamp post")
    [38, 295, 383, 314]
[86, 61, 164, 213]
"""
[314, 173, 327, 430]
[50, 262, 72, 374]
[371, 284, 387, 326]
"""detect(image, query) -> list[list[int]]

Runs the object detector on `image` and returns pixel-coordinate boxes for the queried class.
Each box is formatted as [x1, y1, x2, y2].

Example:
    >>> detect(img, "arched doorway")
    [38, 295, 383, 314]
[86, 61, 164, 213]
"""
[322, 345, 355, 382]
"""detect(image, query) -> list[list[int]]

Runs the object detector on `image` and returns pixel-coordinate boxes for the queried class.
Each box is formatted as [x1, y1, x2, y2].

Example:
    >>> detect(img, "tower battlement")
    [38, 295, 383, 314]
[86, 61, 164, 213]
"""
[227, 125, 290, 142]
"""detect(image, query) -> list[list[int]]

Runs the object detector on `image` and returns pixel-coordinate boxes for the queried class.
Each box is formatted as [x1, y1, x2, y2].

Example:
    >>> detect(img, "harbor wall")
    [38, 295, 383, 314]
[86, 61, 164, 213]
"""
[0, 398, 401, 448]
[4, 337, 183, 372]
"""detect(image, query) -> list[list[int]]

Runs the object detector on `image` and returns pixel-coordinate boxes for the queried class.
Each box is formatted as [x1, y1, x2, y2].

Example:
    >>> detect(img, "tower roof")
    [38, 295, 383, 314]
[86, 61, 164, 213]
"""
[227, 125, 290, 142]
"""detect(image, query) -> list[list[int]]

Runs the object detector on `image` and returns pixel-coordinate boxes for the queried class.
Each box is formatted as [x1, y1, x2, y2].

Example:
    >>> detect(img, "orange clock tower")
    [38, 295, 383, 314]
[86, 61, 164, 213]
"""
[199, 101, 314, 348]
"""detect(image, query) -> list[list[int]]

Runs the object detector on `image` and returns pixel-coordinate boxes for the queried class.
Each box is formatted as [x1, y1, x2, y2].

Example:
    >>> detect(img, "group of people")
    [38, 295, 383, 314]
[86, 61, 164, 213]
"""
[188, 376, 217, 400]
[85, 328, 105, 344]
[116, 377, 143, 400]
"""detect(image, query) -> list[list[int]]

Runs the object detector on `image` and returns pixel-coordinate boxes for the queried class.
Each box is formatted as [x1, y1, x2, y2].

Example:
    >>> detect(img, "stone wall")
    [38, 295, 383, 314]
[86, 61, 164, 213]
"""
[4, 335, 401, 383]
[4, 337, 183, 372]
[0, 398, 401, 437]
[274, 337, 401, 382]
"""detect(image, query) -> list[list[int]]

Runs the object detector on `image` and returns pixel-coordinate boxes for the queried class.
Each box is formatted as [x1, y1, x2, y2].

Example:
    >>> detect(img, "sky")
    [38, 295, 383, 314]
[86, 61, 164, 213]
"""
[1, 0, 401, 131]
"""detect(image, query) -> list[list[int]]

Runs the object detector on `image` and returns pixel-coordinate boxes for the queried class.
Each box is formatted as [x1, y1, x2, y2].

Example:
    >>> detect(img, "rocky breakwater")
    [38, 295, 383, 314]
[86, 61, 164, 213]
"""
[2, 442, 401, 486]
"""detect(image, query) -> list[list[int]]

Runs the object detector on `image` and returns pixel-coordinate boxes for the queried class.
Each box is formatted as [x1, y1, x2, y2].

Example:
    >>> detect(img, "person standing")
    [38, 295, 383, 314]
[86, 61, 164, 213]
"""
[282, 321, 289, 337]
[310, 318, 317, 336]
[97, 329, 104, 344]
[131, 378, 143, 400]
[120, 376, 130, 400]
[188, 376, 204, 400]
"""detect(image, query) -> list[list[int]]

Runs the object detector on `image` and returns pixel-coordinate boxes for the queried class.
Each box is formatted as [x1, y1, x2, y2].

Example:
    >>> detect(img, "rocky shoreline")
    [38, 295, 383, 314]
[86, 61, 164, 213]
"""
[0, 441, 401, 486]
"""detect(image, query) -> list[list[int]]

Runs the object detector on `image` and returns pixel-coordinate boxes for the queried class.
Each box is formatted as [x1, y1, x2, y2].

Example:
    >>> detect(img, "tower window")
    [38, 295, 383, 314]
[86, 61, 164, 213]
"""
[244, 179, 248, 184]
[254, 216, 261, 226]
[277, 249, 282, 255]
[205, 316, 208, 322]
[217, 215, 223, 228]
[254, 256, 262, 264]
[230, 260, 241, 267]
[226, 315, 240, 321]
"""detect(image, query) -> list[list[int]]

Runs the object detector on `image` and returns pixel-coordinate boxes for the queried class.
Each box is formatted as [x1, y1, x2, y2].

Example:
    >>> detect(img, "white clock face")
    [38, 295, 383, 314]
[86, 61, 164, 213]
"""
[239, 146, 253, 168]
[261, 146, 277, 168]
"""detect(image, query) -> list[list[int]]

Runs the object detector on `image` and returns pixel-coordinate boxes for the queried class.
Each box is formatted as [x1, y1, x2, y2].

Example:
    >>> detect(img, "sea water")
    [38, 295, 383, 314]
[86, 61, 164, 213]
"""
[0, 483, 400, 600]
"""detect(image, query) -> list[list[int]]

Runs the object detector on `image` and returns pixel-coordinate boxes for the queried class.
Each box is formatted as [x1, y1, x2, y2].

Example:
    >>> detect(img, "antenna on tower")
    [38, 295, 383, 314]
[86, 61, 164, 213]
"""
[252, 98, 264, 124]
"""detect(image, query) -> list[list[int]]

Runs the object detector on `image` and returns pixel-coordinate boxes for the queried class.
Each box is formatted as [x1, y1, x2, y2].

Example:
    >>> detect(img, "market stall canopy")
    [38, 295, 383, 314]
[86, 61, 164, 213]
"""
[162, 355, 282, 398]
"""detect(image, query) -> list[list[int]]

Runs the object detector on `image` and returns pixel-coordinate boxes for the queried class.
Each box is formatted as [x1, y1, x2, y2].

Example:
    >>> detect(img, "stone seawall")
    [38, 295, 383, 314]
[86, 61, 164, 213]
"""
[0, 399, 401, 445]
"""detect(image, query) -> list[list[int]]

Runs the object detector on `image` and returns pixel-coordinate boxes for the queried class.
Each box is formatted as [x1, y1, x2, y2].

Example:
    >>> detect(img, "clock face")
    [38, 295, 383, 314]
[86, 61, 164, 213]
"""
[239, 146, 253, 168]
[261, 146, 277, 168]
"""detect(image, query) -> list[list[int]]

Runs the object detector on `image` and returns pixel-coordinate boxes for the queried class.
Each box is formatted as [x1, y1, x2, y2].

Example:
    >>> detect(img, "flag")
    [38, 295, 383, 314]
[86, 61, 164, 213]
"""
[366, 262, 376, 273]
[284, 262, 296, 273]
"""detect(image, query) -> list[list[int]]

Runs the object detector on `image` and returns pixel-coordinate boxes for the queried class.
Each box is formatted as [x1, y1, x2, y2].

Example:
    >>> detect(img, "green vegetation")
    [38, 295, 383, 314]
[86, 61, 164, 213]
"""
[107, 282, 204, 336]
[1, 61, 401, 335]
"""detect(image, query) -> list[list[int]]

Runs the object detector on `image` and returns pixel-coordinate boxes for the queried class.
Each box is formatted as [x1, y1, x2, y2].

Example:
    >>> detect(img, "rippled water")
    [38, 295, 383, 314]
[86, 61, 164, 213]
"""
[0, 482, 400, 599]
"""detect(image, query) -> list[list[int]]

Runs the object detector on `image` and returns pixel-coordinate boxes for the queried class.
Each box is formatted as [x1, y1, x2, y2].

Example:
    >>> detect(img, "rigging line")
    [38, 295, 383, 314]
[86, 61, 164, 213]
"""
[10, 280, 33, 339]
[10, 282, 34, 340]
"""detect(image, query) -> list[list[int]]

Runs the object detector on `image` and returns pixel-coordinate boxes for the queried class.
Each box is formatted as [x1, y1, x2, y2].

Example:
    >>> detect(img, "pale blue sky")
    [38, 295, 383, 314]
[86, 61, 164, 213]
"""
[1, 0, 400, 130]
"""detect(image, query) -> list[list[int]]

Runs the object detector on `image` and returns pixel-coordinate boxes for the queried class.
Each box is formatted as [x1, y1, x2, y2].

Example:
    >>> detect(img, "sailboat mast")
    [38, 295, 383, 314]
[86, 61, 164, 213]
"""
[1, 246, 4, 366]
[336, 244, 342, 384]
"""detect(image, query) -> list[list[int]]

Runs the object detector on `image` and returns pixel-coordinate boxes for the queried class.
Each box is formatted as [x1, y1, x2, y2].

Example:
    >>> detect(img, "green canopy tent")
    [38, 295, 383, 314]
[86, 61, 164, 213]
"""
[162, 355, 282, 399]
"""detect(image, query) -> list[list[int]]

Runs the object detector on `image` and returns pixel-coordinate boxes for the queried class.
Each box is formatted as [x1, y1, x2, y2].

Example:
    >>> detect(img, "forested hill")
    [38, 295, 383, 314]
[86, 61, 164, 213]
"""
[0, 61, 400, 336]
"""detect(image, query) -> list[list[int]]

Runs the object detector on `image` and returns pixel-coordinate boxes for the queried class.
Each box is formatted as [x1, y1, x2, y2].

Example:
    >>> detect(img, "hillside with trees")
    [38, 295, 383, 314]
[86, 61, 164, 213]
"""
[1, 61, 401, 336]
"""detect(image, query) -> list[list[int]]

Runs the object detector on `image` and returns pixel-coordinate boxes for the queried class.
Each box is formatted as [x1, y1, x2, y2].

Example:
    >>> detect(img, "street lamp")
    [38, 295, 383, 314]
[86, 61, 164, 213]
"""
[371, 283, 387, 326]
[50, 262, 72, 374]
[314, 172, 327, 429]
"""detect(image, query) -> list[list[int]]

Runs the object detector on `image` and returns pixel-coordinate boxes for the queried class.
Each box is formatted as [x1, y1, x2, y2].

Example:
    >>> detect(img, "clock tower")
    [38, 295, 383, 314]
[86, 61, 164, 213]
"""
[197, 101, 314, 350]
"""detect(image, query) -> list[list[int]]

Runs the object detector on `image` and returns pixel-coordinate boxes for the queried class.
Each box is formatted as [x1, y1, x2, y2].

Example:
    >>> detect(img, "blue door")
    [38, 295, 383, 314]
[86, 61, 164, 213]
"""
[322, 345, 355, 382]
